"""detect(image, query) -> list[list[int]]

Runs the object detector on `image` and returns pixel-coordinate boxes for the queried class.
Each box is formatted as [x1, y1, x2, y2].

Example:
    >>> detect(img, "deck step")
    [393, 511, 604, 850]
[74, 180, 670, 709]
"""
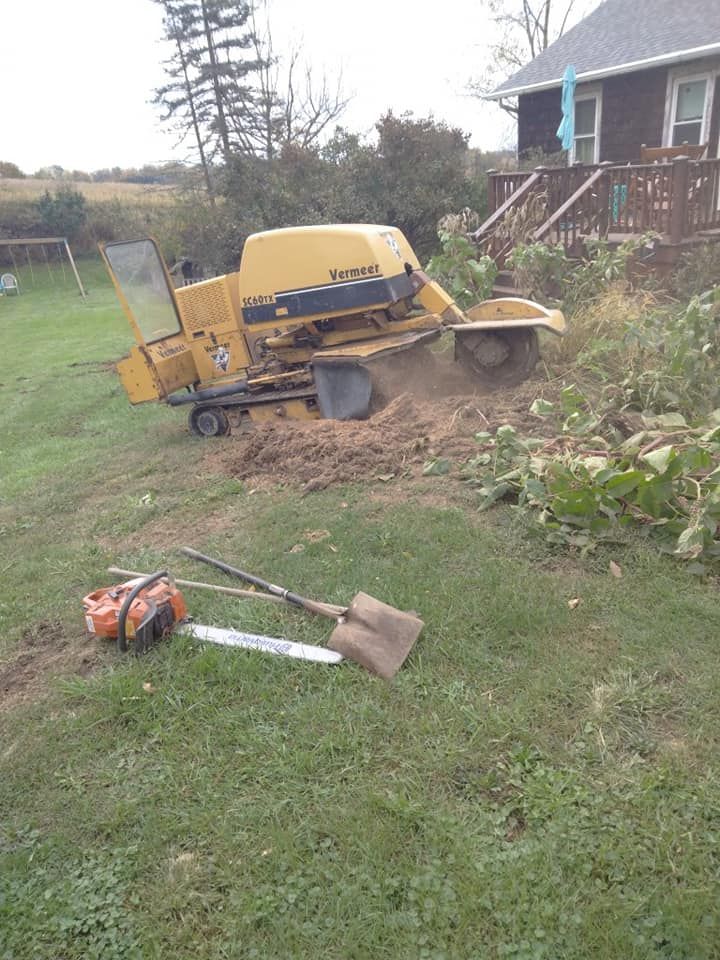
[491, 284, 526, 298]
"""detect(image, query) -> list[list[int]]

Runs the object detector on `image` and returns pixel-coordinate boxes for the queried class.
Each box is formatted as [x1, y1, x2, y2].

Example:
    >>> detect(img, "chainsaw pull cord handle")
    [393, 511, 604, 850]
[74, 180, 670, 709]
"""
[180, 548, 344, 620]
[117, 570, 168, 653]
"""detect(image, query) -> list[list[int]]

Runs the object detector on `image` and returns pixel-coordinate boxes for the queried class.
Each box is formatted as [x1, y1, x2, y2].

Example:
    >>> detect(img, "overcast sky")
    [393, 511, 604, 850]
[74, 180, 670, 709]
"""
[3, 0, 522, 173]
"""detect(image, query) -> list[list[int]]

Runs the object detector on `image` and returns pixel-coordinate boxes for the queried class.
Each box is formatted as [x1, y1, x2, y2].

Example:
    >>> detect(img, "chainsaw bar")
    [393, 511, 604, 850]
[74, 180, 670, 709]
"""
[180, 623, 344, 664]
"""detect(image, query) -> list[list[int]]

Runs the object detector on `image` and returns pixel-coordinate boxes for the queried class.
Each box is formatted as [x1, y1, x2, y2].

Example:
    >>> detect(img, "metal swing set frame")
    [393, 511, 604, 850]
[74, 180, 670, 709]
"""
[0, 236, 86, 298]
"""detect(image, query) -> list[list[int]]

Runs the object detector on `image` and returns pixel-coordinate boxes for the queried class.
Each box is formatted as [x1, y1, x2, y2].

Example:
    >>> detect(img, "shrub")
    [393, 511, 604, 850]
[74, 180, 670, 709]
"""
[426, 232, 497, 308]
[507, 241, 568, 300]
[544, 285, 659, 374]
[622, 286, 720, 416]
[671, 243, 720, 301]
[35, 187, 88, 241]
[0, 160, 25, 178]
[562, 235, 655, 315]
[507, 235, 657, 314]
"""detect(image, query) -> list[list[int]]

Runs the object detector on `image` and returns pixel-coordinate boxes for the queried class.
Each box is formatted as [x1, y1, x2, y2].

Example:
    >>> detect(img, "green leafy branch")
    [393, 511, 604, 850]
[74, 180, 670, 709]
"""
[426, 232, 497, 308]
[442, 386, 720, 569]
[622, 288, 720, 416]
[506, 234, 658, 310]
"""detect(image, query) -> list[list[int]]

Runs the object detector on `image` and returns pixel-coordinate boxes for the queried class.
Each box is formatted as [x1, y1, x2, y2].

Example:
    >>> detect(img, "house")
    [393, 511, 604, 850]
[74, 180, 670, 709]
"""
[475, 0, 720, 280]
[488, 0, 720, 164]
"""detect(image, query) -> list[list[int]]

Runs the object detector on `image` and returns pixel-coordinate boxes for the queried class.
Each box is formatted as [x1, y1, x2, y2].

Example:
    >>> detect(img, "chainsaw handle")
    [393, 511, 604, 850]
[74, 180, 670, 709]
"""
[117, 570, 168, 653]
[180, 548, 345, 619]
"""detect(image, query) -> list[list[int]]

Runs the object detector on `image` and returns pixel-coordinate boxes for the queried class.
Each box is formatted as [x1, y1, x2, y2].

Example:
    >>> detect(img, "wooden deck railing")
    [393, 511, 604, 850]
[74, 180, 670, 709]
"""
[534, 167, 606, 252]
[478, 164, 615, 267]
[604, 162, 675, 236]
[488, 171, 531, 212]
[686, 159, 720, 234]
[483, 157, 720, 260]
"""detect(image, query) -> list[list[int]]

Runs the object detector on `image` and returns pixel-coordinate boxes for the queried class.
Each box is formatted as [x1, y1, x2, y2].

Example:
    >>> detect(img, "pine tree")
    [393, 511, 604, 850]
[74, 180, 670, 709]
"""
[153, 0, 348, 170]
[153, 1, 215, 195]
[153, 0, 262, 173]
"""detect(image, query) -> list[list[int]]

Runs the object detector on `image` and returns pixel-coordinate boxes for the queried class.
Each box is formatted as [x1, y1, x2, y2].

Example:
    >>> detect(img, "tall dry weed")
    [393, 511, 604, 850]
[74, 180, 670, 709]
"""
[545, 285, 659, 375]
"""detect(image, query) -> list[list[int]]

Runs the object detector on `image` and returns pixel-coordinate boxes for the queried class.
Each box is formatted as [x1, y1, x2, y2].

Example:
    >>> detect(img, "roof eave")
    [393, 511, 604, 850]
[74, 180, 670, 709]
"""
[487, 41, 720, 100]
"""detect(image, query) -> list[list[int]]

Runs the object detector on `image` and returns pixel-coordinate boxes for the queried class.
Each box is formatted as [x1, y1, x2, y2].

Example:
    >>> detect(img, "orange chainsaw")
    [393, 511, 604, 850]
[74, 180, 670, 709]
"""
[82, 569, 343, 663]
[83, 571, 187, 654]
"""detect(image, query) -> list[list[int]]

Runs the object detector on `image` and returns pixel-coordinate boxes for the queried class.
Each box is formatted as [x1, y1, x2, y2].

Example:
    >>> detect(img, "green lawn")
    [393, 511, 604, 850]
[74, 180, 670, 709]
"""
[1, 263, 719, 959]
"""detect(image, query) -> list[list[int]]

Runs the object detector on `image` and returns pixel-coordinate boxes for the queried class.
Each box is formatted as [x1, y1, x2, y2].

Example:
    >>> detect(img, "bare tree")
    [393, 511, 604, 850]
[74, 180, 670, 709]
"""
[224, 2, 350, 160]
[277, 53, 350, 152]
[470, 0, 595, 116]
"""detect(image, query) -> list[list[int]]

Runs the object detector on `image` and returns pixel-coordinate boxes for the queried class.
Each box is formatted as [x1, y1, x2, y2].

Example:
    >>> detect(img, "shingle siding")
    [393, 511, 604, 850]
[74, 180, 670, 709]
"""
[599, 67, 668, 161]
[518, 60, 720, 163]
[492, 0, 720, 98]
[517, 89, 565, 158]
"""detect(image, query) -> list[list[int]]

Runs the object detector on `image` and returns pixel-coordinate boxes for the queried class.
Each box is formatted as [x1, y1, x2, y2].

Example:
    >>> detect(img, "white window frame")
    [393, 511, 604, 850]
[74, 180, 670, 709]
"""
[663, 68, 714, 148]
[571, 85, 602, 164]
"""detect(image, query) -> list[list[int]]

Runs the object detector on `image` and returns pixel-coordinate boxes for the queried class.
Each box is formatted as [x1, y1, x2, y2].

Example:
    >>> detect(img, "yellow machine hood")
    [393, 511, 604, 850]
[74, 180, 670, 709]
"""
[237, 225, 422, 326]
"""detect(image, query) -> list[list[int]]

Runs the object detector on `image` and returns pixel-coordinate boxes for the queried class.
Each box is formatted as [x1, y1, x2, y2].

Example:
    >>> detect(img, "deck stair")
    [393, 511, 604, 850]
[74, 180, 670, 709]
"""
[491, 269, 526, 299]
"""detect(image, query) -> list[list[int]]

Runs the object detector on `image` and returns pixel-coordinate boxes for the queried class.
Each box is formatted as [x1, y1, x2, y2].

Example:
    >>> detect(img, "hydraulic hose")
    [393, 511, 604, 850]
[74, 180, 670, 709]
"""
[117, 570, 168, 654]
[167, 380, 249, 406]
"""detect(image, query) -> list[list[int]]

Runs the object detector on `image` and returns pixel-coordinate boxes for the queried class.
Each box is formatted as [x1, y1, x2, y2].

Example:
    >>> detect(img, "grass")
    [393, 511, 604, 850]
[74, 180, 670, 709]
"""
[1, 265, 720, 958]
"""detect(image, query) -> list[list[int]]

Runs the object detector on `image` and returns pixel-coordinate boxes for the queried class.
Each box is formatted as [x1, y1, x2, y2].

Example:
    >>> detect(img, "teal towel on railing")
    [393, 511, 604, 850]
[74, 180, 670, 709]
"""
[612, 184, 628, 224]
[556, 65, 577, 151]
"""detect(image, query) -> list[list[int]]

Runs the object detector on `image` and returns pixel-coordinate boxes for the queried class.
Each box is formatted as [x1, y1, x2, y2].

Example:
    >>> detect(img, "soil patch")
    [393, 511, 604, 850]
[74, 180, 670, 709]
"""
[1, 619, 101, 713]
[67, 359, 117, 373]
[207, 356, 556, 493]
[21, 619, 65, 649]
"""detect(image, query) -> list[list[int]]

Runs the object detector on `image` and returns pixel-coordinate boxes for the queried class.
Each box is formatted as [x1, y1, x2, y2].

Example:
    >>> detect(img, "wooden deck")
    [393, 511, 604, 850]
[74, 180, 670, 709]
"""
[477, 157, 720, 272]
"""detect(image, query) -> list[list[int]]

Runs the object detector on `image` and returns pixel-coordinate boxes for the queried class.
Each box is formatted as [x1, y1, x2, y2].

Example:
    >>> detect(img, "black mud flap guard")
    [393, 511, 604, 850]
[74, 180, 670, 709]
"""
[312, 328, 442, 420]
[313, 359, 372, 420]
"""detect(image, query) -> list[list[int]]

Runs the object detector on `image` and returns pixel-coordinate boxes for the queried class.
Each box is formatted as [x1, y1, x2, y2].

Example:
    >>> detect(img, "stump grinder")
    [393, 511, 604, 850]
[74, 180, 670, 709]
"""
[100, 225, 565, 436]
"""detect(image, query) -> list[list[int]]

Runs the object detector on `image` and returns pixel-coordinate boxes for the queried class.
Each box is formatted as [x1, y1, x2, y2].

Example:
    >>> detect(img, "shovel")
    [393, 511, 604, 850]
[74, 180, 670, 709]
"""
[180, 547, 424, 679]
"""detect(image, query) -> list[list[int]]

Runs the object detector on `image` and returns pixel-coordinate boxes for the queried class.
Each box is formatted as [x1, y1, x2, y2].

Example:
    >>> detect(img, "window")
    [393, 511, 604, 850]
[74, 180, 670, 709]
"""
[572, 92, 601, 164]
[670, 77, 708, 146]
[104, 239, 181, 344]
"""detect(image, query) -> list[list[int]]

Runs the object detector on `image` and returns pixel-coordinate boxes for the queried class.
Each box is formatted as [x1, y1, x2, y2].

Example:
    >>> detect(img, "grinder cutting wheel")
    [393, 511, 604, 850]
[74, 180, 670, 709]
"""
[450, 299, 545, 387]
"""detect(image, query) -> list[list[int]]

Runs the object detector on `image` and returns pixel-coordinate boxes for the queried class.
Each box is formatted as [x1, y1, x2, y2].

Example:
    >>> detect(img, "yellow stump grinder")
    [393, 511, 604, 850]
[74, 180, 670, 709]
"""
[100, 225, 566, 436]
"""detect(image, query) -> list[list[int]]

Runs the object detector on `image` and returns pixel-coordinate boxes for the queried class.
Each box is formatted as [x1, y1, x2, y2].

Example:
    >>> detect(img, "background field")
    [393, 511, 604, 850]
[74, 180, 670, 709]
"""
[0, 179, 176, 204]
[1, 265, 719, 959]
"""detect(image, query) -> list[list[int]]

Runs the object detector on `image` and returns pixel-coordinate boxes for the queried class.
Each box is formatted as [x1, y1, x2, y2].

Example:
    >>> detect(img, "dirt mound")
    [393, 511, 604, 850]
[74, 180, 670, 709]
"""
[208, 375, 550, 493]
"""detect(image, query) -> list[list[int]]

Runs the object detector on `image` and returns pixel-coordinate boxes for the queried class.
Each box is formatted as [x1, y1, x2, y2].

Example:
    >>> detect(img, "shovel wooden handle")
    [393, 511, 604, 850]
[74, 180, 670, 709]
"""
[108, 567, 286, 606]
[179, 548, 347, 619]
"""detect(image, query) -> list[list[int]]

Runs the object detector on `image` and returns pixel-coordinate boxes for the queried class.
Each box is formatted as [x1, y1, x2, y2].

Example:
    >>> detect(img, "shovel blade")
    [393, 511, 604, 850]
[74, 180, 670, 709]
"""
[327, 592, 423, 679]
